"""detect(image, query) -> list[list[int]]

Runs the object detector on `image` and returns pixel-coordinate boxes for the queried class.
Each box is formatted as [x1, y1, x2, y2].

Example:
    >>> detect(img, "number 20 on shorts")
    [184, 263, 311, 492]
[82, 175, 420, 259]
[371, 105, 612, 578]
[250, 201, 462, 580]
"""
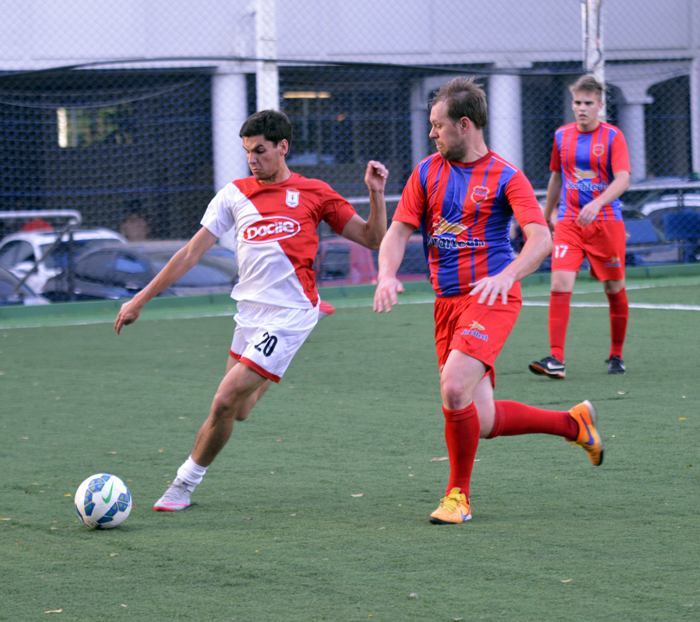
[254, 332, 278, 357]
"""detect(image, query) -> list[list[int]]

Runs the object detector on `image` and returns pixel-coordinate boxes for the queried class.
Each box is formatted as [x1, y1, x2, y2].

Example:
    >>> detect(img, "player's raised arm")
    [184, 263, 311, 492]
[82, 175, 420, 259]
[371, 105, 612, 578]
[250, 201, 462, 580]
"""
[373, 220, 414, 313]
[114, 227, 218, 335]
[339, 160, 388, 250]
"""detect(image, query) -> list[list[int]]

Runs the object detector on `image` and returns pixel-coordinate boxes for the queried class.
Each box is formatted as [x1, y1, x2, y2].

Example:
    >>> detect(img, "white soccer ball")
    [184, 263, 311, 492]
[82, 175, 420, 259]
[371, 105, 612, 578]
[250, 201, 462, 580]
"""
[75, 474, 132, 529]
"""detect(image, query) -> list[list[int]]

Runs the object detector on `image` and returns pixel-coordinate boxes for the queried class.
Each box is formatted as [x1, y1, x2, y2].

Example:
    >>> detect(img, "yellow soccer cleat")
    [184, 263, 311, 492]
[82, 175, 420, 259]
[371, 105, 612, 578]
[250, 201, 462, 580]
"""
[429, 488, 472, 524]
[567, 400, 604, 466]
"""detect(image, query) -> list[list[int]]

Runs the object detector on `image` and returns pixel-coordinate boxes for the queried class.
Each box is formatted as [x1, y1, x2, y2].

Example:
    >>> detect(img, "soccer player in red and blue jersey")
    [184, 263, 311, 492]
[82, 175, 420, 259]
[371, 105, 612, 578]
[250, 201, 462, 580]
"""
[374, 77, 604, 525]
[530, 75, 631, 379]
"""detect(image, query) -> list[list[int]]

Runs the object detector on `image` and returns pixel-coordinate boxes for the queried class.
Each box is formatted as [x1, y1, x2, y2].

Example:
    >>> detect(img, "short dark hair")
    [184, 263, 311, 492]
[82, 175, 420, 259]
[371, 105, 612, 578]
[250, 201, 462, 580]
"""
[569, 75, 604, 99]
[430, 77, 488, 129]
[239, 110, 293, 146]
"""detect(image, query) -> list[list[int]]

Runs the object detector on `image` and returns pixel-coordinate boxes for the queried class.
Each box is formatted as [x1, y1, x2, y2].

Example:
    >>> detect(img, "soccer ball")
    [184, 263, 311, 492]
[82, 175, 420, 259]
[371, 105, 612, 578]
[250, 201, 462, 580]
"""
[75, 474, 132, 529]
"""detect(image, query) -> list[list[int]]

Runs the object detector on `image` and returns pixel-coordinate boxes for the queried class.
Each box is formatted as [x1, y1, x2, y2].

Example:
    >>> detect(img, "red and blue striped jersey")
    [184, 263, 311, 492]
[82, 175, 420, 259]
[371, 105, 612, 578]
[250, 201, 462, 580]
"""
[550, 122, 631, 222]
[394, 151, 546, 298]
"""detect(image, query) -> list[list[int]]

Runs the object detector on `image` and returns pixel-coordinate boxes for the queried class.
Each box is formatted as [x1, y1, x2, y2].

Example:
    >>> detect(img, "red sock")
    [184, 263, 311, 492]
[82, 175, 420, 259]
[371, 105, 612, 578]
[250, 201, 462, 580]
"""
[606, 289, 628, 358]
[549, 291, 571, 362]
[488, 401, 578, 440]
[442, 403, 480, 498]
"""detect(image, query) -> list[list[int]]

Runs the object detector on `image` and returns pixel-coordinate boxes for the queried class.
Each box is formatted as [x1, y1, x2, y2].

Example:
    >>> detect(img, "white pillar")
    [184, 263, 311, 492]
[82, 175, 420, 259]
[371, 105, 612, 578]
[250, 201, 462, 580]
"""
[212, 70, 249, 191]
[618, 98, 652, 183]
[255, 0, 279, 111]
[489, 72, 523, 169]
[582, 0, 606, 120]
[410, 80, 429, 167]
[691, 57, 700, 177]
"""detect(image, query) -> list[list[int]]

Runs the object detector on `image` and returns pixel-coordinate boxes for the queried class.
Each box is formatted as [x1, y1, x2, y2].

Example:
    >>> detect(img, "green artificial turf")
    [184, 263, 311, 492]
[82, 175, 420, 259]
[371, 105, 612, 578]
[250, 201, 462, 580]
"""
[1, 281, 699, 621]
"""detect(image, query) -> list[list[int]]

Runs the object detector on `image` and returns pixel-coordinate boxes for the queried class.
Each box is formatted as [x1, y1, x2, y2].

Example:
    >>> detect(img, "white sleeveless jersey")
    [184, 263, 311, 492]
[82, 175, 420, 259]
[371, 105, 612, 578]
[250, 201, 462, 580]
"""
[201, 172, 356, 308]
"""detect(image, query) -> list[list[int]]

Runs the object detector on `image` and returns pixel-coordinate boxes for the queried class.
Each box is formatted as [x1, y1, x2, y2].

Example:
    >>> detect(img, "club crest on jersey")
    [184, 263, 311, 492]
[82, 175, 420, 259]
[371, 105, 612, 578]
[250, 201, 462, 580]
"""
[286, 190, 300, 207]
[471, 185, 489, 204]
[242, 217, 301, 244]
[593, 143, 605, 157]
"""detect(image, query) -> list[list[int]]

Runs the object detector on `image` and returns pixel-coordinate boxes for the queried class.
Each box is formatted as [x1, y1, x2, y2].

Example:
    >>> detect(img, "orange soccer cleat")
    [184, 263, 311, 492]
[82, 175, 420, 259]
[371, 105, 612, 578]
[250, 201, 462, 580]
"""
[429, 488, 472, 524]
[567, 400, 604, 466]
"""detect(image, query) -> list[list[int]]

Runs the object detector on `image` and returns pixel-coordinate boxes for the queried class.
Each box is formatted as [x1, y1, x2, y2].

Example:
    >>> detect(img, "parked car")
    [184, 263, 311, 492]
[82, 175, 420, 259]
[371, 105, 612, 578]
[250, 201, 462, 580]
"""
[0, 267, 50, 306]
[622, 178, 700, 262]
[43, 241, 239, 301]
[0, 228, 127, 294]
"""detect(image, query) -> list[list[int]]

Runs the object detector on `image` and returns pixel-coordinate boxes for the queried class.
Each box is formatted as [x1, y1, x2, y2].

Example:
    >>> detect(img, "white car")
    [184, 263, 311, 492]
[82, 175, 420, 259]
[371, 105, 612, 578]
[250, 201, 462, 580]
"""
[0, 228, 127, 294]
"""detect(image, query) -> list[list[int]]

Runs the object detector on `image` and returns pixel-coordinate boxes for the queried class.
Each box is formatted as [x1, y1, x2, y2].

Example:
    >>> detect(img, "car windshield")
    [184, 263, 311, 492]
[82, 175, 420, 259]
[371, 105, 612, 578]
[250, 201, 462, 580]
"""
[40, 239, 122, 269]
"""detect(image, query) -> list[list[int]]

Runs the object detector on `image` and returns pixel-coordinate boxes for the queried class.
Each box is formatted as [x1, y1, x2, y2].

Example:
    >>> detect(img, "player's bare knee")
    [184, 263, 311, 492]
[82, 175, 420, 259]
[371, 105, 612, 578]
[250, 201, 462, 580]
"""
[440, 376, 472, 410]
[210, 391, 243, 422]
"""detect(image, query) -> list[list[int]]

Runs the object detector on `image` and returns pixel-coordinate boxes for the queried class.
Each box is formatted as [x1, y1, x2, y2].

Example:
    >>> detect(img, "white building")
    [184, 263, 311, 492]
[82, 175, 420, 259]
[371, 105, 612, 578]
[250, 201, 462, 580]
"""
[1, 0, 698, 232]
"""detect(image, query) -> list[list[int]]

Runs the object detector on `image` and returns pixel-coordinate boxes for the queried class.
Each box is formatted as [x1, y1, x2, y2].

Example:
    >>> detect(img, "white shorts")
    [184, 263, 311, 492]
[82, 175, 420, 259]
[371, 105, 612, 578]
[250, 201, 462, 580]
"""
[230, 301, 320, 383]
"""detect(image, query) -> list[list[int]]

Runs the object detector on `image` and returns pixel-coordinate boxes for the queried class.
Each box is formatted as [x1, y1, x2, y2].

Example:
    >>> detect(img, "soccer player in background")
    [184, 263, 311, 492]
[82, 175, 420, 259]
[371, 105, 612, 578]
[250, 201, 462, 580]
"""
[373, 77, 604, 525]
[114, 110, 389, 511]
[529, 75, 631, 378]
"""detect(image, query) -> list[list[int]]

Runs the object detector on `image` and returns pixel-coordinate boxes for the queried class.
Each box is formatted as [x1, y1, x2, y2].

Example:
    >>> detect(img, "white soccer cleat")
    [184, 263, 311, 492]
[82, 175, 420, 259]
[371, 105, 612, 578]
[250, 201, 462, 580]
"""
[153, 478, 194, 512]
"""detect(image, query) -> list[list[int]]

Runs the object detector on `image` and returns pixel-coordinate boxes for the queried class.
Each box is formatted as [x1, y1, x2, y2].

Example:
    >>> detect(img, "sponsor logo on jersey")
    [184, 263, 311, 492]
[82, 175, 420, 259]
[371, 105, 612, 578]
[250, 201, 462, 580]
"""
[566, 169, 608, 193]
[426, 233, 485, 250]
[433, 216, 467, 236]
[286, 189, 300, 207]
[471, 185, 490, 204]
[573, 168, 597, 181]
[242, 217, 301, 244]
[428, 217, 484, 250]
[593, 143, 605, 157]
[469, 320, 485, 331]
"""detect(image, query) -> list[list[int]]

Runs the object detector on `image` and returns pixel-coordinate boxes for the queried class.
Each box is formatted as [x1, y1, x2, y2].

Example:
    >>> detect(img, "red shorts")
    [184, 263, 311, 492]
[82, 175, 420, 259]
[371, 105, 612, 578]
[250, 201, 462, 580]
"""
[552, 219, 626, 281]
[434, 283, 522, 383]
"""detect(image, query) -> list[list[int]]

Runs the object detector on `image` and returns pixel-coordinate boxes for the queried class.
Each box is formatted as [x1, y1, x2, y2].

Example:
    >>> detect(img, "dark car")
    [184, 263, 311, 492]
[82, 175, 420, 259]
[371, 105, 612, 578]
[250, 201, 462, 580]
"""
[43, 241, 238, 301]
[622, 178, 700, 262]
[0, 267, 50, 306]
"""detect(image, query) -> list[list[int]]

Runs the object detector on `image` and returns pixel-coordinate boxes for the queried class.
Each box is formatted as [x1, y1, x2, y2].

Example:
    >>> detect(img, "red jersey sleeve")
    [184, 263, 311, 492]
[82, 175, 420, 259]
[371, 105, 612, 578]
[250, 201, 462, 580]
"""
[549, 136, 561, 172]
[611, 130, 631, 173]
[506, 170, 547, 228]
[392, 165, 426, 230]
[319, 184, 357, 235]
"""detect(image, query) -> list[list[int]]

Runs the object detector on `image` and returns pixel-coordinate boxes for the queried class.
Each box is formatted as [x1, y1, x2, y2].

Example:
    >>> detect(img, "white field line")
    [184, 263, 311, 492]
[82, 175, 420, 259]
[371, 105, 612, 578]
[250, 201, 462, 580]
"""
[522, 279, 700, 298]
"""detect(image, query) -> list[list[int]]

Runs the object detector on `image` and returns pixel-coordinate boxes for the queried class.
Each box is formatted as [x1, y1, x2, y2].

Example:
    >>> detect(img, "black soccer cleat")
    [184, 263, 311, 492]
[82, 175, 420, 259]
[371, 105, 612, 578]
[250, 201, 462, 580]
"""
[529, 356, 566, 379]
[606, 356, 626, 374]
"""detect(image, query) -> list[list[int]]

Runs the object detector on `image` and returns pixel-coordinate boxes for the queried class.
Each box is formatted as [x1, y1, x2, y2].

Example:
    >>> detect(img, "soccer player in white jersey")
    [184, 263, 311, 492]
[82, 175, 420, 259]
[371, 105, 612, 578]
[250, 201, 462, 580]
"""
[114, 110, 389, 511]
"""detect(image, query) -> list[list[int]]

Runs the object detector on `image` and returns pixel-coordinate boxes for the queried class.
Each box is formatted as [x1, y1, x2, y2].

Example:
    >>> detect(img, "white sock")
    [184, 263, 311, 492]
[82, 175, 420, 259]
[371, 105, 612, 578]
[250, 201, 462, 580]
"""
[176, 456, 208, 487]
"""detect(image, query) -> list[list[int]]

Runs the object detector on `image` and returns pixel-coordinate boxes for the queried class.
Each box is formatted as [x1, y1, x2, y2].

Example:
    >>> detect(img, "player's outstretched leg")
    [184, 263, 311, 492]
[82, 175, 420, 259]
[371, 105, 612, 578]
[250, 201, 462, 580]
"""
[429, 488, 472, 524]
[567, 400, 604, 466]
